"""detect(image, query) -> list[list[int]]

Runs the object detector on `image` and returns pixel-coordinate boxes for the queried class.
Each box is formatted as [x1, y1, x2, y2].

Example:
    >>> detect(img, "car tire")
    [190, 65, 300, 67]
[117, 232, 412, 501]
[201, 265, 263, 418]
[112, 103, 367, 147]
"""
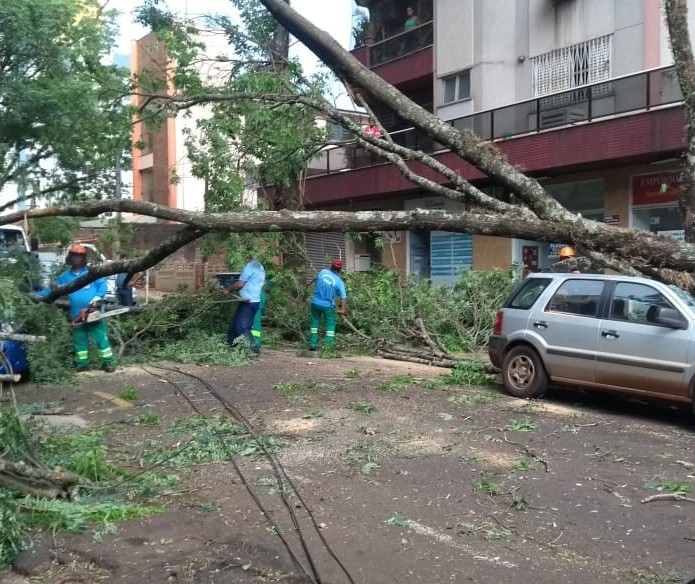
[502, 345, 548, 399]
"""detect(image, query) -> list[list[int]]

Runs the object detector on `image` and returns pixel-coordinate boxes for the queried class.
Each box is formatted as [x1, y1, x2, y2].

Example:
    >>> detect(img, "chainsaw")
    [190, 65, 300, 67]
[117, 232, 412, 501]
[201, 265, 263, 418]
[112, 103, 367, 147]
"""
[71, 306, 135, 326]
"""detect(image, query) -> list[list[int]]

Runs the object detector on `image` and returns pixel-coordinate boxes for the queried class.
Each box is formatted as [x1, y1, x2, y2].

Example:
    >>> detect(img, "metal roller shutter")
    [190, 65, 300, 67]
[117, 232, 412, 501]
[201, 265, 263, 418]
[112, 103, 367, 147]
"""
[429, 231, 473, 285]
[304, 232, 346, 273]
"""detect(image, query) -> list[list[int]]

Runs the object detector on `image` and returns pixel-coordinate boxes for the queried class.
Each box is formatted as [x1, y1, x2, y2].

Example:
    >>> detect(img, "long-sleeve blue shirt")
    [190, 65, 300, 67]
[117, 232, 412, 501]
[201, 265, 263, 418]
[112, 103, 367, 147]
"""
[38, 267, 107, 320]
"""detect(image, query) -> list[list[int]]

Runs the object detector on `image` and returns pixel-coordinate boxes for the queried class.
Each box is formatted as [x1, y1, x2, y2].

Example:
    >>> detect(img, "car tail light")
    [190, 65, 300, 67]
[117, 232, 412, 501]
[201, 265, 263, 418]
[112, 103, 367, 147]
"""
[493, 311, 504, 336]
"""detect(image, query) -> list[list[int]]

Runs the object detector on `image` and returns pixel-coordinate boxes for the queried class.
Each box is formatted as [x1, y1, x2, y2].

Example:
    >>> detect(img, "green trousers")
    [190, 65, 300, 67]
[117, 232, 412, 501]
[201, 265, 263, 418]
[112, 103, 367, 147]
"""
[250, 290, 266, 347]
[309, 303, 336, 349]
[73, 320, 113, 366]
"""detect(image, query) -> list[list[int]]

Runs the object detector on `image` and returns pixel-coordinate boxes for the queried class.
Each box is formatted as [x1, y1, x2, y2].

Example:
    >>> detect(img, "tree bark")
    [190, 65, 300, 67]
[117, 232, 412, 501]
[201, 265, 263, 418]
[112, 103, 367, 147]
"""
[6, 199, 695, 294]
[0, 458, 80, 499]
[665, 0, 695, 242]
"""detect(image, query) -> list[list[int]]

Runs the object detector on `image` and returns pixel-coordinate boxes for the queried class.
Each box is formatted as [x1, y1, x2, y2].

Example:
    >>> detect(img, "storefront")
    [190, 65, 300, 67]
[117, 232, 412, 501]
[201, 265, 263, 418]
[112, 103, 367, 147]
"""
[630, 170, 683, 241]
[405, 195, 472, 284]
[514, 179, 605, 272]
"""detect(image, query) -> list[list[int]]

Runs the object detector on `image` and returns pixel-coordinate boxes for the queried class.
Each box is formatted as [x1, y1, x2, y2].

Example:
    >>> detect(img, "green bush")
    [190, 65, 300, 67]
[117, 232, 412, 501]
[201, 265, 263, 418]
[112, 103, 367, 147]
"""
[342, 267, 515, 352]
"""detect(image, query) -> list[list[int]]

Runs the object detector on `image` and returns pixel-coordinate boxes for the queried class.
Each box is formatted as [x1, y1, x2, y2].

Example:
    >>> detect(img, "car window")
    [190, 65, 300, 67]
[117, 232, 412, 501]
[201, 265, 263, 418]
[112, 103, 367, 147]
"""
[508, 278, 552, 310]
[546, 279, 605, 317]
[609, 282, 678, 325]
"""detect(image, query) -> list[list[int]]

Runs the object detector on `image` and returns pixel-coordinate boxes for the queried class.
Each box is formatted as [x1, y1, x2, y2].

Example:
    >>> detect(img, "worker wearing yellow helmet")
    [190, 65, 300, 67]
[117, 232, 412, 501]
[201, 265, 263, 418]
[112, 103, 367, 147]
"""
[558, 246, 576, 261]
[557, 246, 581, 274]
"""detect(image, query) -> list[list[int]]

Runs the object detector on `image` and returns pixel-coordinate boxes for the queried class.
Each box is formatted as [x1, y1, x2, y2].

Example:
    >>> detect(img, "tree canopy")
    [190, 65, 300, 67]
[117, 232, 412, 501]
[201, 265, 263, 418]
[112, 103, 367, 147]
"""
[0, 0, 131, 210]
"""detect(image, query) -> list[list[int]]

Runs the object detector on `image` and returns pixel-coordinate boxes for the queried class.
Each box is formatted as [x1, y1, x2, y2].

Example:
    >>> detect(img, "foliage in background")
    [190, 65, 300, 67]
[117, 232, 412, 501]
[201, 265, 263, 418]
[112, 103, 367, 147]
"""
[135, 0, 329, 214]
[352, 9, 370, 48]
[28, 217, 80, 246]
[0, 0, 131, 205]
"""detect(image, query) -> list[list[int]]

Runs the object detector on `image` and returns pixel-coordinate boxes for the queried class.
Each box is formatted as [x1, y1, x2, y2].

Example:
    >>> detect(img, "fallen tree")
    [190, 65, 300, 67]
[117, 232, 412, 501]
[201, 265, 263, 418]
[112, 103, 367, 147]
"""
[5, 0, 695, 297]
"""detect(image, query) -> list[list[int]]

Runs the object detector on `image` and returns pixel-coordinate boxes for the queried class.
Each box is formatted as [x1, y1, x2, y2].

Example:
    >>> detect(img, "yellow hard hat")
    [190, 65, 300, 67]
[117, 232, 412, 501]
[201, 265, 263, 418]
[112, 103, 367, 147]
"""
[559, 246, 576, 259]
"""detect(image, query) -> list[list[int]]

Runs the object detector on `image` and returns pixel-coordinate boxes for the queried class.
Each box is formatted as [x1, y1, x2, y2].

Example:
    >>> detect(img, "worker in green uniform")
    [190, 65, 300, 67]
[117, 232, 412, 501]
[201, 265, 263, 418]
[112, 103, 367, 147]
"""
[250, 276, 270, 350]
[309, 259, 347, 351]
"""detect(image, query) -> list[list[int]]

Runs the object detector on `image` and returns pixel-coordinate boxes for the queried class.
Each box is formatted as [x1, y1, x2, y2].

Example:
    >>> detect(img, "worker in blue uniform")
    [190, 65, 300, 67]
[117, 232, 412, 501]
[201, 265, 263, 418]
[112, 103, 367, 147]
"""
[309, 259, 347, 351]
[39, 245, 115, 372]
[224, 257, 266, 355]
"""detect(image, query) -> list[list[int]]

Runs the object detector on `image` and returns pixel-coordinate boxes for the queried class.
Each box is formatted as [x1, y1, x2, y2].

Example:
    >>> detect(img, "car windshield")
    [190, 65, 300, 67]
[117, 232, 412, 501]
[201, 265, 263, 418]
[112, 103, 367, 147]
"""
[668, 284, 695, 311]
[0, 230, 26, 256]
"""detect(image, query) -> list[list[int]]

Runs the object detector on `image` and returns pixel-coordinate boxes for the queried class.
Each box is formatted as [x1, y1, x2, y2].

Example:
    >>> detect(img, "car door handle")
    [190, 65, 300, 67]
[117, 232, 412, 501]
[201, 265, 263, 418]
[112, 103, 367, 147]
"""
[533, 321, 548, 329]
[601, 330, 620, 339]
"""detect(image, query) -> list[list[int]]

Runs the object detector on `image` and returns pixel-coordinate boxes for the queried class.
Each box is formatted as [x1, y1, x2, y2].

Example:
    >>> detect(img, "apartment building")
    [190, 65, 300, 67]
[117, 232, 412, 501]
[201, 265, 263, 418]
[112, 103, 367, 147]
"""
[304, 0, 690, 280]
[131, 31, 256, 217]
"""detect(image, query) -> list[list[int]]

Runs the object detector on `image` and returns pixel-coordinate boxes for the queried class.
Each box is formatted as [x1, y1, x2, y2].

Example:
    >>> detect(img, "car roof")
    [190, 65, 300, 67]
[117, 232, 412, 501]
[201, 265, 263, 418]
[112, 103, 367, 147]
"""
[526, 272, 669, 287]
[0, 225, 25, 232]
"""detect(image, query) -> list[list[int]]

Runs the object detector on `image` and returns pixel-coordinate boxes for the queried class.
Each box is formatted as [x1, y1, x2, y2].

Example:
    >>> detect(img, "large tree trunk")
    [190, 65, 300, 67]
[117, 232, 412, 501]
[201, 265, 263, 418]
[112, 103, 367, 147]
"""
[4, 199, 695, 296]
[665, 0, 695, 243]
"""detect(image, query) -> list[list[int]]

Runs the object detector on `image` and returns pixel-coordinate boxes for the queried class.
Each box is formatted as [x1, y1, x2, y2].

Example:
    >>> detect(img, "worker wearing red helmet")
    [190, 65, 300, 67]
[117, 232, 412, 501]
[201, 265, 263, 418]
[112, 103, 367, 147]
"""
[309, 259, 347, 351]
[38, 245, 115, 372]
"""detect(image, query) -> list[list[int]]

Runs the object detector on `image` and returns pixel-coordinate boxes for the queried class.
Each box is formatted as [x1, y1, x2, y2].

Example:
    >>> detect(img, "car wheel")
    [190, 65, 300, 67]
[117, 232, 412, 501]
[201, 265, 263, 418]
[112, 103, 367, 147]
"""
[502, 345, 548, 399]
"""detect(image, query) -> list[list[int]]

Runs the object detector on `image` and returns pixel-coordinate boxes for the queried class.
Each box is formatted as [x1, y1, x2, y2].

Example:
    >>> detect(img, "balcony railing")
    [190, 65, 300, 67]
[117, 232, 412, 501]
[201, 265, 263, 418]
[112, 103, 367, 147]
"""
[305, 65, 683, 178]
[370, 20, 433, 67]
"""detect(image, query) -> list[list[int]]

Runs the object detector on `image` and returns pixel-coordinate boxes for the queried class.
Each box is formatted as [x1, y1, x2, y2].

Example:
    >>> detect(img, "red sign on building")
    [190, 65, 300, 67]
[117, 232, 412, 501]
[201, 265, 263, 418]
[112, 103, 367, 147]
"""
[632, 171, 682, 206]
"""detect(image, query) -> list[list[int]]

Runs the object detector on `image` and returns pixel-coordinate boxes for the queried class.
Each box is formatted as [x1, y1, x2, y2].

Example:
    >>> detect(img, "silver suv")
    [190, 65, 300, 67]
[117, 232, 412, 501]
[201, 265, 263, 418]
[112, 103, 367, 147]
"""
[488, 273, 695, 409]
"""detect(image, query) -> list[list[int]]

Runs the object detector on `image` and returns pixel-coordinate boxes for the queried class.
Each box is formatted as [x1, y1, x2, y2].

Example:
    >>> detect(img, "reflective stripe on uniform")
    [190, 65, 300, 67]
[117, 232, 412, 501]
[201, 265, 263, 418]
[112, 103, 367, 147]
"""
[310, 328, 318, 333]
[99, 348, 113, 359]
[325, 331, 335, 337]
[76, 351, 89, 359]
[250, 330, 261, 338]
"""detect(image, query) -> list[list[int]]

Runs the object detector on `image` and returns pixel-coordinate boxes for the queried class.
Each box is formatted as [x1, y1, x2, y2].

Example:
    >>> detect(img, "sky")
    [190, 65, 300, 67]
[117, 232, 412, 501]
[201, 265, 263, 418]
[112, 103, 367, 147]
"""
[112, 0, 355, 105]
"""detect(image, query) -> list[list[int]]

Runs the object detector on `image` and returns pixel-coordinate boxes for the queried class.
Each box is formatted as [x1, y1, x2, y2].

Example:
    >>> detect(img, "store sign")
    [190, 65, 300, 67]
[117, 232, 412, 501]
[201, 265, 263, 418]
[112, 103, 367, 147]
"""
[658, 229, 685, 242]
[603, 214, 620, 226]
[632, 171, 682, 206]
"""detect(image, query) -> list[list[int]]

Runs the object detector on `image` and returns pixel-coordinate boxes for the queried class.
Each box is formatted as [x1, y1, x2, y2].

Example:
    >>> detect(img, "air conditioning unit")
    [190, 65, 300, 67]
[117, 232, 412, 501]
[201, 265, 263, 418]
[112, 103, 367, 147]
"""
[539, 107, 586, 129]
[354, 254, 371, 272]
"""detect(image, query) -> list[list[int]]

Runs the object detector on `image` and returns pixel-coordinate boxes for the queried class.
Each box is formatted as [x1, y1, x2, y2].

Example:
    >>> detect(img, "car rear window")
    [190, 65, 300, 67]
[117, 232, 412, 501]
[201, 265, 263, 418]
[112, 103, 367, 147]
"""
[507, 278, 552, 310]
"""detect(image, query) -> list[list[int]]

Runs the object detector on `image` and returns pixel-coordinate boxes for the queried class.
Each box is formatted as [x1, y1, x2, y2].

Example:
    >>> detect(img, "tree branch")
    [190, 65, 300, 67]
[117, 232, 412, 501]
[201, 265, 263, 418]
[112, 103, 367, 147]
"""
[37, 225, 204, 302]
[6, 199, 695, 279]
[258, 0, 574, 223]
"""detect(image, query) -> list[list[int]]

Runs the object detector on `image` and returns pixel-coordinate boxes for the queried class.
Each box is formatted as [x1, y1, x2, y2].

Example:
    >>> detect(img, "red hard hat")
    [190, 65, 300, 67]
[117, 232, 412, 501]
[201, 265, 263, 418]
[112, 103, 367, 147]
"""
[69, 245, 87, 255]
[331, 259, 343, 270]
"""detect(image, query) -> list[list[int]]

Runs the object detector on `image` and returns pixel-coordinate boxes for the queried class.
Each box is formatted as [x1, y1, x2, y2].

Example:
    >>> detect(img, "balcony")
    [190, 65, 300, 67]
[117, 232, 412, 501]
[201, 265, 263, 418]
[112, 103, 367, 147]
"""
[352, 21, 433, 86]
[306, 66, 683, 179]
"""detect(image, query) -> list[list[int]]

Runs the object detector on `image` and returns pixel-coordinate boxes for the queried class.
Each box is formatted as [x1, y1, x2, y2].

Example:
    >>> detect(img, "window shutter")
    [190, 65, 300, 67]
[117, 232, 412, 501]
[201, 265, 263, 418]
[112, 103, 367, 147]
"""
[304, 233, 346, 273]
[429, 232, 472, 285]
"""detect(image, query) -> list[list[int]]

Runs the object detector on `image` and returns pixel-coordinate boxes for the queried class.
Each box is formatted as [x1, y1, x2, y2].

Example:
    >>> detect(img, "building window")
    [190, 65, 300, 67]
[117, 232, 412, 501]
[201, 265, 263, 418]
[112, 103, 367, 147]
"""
[532, 35, 612, 99]
[443, 71, 470, 104]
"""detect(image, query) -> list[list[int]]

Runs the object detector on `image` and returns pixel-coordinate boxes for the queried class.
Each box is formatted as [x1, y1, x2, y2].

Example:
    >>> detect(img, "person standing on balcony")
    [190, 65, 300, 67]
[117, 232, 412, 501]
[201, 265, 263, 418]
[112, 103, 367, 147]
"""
[403, 7, 419, 54]
[404, 6, 419, 30]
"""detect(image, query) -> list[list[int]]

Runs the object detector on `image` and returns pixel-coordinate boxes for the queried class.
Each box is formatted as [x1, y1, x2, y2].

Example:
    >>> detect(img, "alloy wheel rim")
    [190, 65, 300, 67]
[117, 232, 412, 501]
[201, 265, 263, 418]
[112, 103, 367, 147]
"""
[509, 355, 534, 389]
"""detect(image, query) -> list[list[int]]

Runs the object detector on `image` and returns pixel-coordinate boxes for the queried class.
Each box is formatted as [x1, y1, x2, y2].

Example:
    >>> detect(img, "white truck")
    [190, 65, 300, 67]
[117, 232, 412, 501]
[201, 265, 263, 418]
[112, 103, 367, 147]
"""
[0, 225, 31, 256]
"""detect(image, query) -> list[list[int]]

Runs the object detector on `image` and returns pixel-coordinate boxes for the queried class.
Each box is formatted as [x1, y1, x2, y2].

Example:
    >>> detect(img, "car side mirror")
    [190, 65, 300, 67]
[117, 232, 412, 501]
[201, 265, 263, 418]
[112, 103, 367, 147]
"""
[655, 307, 687, 329]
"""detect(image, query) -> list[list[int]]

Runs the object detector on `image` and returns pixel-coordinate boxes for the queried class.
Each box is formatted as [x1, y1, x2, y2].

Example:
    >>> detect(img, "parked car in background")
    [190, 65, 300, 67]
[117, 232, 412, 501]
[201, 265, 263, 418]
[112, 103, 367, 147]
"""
[489, 273, 695, 411]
